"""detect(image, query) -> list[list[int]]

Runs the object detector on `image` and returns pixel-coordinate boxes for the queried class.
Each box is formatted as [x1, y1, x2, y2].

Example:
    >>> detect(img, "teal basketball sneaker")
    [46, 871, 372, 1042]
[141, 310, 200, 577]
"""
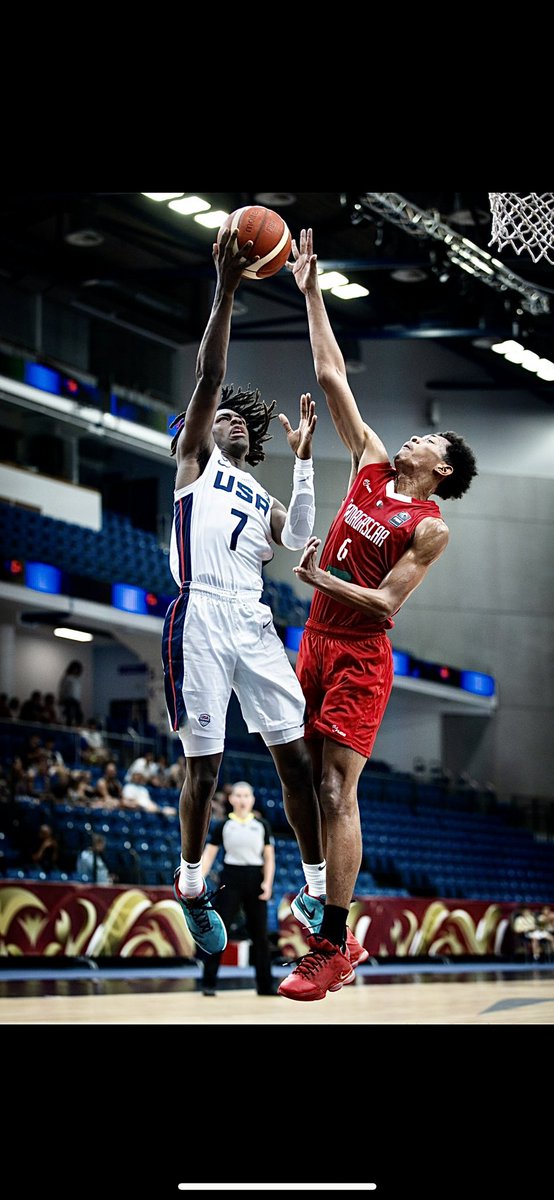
[173, 869, 227, 955]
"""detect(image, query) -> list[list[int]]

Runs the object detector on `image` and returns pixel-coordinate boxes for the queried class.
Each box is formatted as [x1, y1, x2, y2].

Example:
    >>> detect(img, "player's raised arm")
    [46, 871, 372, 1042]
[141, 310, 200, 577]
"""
[171, 230, 255, 470]
[288, 228, 388, 470]
[270, 392, 316, 548]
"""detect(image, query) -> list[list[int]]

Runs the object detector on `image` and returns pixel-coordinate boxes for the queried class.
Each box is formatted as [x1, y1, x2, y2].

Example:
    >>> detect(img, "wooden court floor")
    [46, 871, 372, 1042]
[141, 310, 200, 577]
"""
[1, 971, 553, 1023]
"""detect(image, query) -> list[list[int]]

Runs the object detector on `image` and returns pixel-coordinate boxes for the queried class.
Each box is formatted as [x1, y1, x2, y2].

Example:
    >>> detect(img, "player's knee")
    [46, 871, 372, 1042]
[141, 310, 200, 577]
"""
[187, 763, 219, 803]
[319, 772, 356, 820]
[273, 740, 313, 793]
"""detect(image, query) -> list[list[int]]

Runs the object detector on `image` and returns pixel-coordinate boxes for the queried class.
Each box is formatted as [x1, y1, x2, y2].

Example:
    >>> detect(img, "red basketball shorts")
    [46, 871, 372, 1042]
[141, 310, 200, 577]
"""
[296, 625, 394, 759]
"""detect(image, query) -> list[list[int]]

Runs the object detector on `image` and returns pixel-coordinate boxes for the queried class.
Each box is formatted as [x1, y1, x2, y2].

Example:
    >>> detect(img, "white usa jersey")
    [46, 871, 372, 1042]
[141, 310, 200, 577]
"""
[169, 446, 274, 595]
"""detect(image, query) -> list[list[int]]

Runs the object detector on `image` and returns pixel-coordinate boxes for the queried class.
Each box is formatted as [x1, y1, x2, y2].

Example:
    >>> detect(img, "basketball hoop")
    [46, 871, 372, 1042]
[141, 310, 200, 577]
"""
[489, 193, 554, 265]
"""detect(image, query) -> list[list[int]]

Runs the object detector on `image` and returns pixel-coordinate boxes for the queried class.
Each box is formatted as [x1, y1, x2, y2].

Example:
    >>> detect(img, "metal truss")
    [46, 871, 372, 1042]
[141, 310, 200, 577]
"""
[355, 193, 550, 316]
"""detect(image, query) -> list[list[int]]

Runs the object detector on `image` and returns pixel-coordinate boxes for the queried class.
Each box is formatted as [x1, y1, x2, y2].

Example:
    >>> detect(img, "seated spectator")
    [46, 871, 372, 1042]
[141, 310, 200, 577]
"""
[31, 823, 59, 872]
[42, 737, 66, 770]
[512, 907, 544, 960]
[41, 693, 61, 725]
[27, 754, 54, 799]
[93, 760, 123, 807]
[24, 734, 44, 769]
[0, 692, 11, 718]
[9, 697, 20, 720]
[124, 751, 159, 783]
[166, 754, 186, 790]
[148, 753, 171, 787]
[79, 719, 111, 766]
[535, 907, 554, 958]
[122, 771, 176, 816]
[76, 833, 114, 883]
[20, 691, 45, 723]
[67, 769, 96, 807]
[8, 756, 26, 798]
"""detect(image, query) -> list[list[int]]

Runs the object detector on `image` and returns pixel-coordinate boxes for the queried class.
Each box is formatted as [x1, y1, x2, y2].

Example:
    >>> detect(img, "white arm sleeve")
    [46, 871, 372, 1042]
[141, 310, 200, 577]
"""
[281, 456, 315, 550]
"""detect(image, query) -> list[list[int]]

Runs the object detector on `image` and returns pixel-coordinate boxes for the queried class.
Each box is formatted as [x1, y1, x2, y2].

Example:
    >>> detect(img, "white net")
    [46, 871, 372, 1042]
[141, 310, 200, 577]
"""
[489, 193, 554, 265]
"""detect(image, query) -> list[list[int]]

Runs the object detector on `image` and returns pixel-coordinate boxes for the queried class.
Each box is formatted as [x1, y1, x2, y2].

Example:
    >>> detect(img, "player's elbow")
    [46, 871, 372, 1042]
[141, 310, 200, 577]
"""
[195, 365, 225, 388]
[315, 363, 346, 390]
[373, 590, 396, 620]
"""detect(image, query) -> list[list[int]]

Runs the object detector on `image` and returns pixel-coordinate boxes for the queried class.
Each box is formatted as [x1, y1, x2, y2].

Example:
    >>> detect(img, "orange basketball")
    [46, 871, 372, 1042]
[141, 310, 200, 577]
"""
[217, 205, 292, 279]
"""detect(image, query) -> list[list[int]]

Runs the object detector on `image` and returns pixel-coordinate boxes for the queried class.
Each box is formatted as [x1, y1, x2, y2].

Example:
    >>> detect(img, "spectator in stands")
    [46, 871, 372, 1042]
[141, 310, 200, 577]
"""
[58, 660, 84, 727]
[79, 718, 110, 766]
[0, 693, 11, 718]
[7, 755, 26, 798]
[166, 754, 186, 791]
[512, 907, 543, 960]
[124, 750, 159, 783]
[122, 770, 177, 816]
[23, 734, 44, 768]
[200, 780, 276, 996]
[26, 754, 54, 799]
[211, 787, 230, 821]
[20, 690, 45, 722]
[93, 760, 123, 807]
[31, 823, 59, 872]
[67, 769, 96, 807]
[42, 693, 60, 724]
[76, 832, 113, 883]
[148, 753, 170, 787]
[42, 737, 66, 771]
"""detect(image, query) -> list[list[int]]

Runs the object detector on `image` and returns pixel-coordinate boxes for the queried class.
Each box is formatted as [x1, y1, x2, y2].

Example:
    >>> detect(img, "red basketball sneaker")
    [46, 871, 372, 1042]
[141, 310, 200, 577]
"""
[278, 934, 355, 1002]
[346, 925, 370, 969]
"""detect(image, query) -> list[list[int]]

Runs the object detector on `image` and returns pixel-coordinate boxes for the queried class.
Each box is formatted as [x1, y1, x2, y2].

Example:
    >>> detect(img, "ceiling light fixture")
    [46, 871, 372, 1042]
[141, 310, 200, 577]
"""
[331, 283, 370, 300]
[318, 271, 349, 290]
[142, 193, 185, 202]
[54, 628, 94, 642]
[169, 196, 210, 215]
[194, 211, 229, 229]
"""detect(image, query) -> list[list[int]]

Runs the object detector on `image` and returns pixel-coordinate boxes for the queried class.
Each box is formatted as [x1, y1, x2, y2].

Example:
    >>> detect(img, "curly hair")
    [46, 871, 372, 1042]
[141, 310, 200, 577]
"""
[435, 431, 478, 500]
[169, 384, 276, 467]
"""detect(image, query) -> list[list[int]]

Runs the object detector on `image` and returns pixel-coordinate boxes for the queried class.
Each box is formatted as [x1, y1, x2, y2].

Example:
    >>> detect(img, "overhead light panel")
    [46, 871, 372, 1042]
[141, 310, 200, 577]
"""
[490, 339, 554, 380]
[142, 193, 184, 202]
[54, 628, 93, 642]
[194, 210, 229, 228]
[331, 283, 370, 300]
[169, 196, 210, 215]
[318, 271, 349, 290]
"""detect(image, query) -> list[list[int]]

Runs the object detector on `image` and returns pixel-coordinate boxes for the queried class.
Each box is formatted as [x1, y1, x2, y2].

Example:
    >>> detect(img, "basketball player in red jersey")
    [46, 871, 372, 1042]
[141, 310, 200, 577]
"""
[279, 229, 478, 1001]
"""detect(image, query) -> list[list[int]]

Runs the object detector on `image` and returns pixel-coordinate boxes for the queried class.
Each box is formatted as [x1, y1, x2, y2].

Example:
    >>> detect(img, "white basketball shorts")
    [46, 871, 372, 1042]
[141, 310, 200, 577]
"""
[162, 585, 305, 753]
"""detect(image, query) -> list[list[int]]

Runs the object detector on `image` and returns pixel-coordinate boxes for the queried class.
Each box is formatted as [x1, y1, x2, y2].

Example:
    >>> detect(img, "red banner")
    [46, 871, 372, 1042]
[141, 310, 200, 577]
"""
[1, 881, 548, 958]
[277, 895, 544, 959]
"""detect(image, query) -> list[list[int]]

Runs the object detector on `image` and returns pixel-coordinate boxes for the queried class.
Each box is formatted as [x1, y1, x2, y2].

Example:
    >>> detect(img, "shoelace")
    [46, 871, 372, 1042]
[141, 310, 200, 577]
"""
[290, 944, 337, 979]
[184, 884, 225, 934]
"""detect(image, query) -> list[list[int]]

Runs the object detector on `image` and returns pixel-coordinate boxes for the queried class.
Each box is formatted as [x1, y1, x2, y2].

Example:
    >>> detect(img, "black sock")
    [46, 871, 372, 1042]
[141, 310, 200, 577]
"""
[319, 905, 348, 949]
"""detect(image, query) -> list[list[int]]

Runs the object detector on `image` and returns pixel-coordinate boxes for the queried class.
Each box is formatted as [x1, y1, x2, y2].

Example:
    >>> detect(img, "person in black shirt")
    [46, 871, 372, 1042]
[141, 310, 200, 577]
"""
[201, 781, 275, 996]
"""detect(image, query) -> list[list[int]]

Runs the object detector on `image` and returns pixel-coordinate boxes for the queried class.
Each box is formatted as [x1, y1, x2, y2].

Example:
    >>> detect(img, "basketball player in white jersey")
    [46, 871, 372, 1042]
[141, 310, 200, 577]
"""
[162, 227, 346, 960]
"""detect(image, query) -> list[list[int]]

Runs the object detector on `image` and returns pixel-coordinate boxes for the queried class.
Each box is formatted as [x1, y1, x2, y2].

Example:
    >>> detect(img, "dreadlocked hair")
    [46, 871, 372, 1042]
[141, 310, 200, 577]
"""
[168, 384, 276, 465]
[169, 412, 186, 457]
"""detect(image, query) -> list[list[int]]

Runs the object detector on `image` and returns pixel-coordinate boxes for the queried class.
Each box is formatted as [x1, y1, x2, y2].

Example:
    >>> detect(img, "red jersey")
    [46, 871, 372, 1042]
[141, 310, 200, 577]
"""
[307, 460, 443, 636]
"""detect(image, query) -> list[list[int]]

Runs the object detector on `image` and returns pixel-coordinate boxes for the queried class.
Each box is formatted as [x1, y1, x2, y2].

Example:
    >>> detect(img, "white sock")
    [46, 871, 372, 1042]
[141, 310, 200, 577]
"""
[179, 858, 203, 898]
[302, 860, 326, 897]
